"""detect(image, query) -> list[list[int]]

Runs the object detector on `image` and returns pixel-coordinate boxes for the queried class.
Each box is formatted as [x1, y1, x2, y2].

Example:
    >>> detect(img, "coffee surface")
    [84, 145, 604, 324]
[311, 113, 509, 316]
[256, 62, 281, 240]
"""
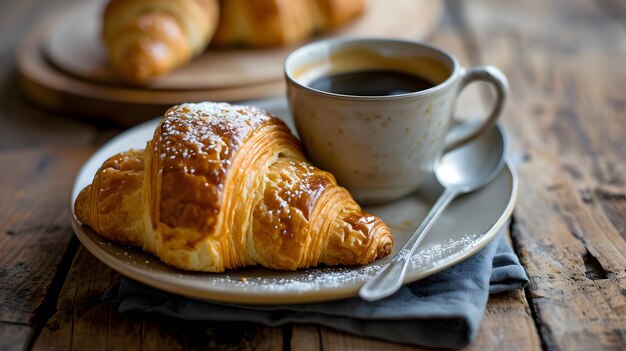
[309, 69, 435, 96]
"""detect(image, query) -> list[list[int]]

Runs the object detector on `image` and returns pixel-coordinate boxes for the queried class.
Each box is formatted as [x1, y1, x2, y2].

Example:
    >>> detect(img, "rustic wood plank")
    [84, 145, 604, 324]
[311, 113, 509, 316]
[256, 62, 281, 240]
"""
[0, 147, 91, 325]
[459, 0, 626, 349]
[0, 1, 121, 348]
[512, 154, 625, 350]
[0, 322, 33, 351]
[33, 246, 284, 351]
[468, 290, 541, 351]
[310, 290, 541, 351]
[0, 0, 100, 151]
[0, 1, 107, 349]
[291, 325, 321, 351]
[318, 326, 417, 350]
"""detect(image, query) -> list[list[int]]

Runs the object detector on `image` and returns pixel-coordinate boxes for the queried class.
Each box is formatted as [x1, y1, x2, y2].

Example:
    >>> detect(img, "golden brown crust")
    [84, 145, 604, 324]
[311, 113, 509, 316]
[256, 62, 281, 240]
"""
[251, 158, 392, 270]
[102, 0, 219, 84]
[212, 0, 366, 47]
[74, 149, 146, 246]
[153, 103, 274, 237]
[251, 158, 333, 269]
[76, 102, 392, 272]
[211, 0, 312, 47]
[324, 206, 393, 266]
[309, 0, 366, 29]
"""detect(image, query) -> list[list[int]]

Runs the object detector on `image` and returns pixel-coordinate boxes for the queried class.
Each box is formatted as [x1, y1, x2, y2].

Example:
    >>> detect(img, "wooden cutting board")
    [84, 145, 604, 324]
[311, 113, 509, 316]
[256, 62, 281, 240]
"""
[17, 0, 443, 126]
[17, 20, 286, 126]
[45, 0, 443, 89]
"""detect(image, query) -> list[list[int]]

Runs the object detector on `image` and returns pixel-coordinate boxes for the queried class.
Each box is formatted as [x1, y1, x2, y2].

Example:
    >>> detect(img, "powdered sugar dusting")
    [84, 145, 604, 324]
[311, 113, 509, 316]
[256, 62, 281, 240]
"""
[255, 159, 331, 239]
[403, 232, 483, 271]
[102, 231, 483, 292]
[159, 102, 272, 169]
[155, 102, 276, 230]
[145, 232, 482, 292]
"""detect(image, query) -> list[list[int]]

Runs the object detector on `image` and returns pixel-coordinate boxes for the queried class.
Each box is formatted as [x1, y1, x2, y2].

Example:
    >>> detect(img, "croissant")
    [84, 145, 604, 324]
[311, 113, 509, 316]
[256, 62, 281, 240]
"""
[309, 0, 368, 29]
[211, 0, 366, 47]
[102, 0, 219, 85]
[74, 102, 392, 272]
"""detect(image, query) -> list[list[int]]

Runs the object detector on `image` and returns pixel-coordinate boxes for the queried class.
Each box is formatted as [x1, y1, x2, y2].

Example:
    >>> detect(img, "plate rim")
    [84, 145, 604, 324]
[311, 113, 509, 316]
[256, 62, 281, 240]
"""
[69, 118, 518, 304]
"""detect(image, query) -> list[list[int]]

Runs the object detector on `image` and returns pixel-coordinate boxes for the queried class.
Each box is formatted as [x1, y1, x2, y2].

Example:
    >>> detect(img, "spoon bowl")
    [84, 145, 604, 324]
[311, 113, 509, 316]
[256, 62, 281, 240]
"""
[359, 123, 507, 301]
[437, 123, 507, 193]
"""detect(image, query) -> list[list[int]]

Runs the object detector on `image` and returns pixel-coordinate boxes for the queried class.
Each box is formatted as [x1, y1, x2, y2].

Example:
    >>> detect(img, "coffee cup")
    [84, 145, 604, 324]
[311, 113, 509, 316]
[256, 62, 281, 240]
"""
[284, 38, 508, 204]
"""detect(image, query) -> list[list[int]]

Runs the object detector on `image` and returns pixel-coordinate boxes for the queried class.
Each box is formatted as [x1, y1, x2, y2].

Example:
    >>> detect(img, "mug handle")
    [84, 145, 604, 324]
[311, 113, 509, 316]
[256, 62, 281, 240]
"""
[443, 65, 509, 153]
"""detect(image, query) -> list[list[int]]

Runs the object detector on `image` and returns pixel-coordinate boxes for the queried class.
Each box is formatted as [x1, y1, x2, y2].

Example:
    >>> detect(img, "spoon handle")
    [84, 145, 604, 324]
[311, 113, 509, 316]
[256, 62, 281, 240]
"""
[359, 188, 459, 301]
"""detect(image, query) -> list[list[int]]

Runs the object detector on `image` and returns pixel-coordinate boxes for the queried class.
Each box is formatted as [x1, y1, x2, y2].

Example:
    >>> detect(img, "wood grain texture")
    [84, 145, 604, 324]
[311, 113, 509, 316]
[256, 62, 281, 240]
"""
[34, 247, 284, 351]
[0, 1, 105, 344]
[0, 0, 97, 150]
[0, 148, 91, 325]
[458, 0, 626, 349]
[291, 325, 322, 351]
[469, 290, 541, 351]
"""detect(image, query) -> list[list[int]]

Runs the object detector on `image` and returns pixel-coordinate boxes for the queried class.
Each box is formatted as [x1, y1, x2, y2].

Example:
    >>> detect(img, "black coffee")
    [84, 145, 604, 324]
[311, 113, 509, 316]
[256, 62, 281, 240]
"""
[309, 69, 434, 96]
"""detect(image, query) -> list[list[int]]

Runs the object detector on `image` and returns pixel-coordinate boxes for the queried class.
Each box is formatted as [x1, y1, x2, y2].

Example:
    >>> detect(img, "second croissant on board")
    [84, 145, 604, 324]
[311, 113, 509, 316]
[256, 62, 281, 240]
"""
[74, 102, 392, 272]
[212, 0, 366, 47]
[101, 0, 366, 84]
[102, 0, 220, 85]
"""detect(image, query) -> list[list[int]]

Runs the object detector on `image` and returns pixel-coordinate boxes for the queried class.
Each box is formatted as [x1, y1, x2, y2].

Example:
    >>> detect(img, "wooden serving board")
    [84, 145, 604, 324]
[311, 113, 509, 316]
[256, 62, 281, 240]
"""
[17, 0, 442, 125]
[45, 0, 443, 90]
[17, 20, 286, 126]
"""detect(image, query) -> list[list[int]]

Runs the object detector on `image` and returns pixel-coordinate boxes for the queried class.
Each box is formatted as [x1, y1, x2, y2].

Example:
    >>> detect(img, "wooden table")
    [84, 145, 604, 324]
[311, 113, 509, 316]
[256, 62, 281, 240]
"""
[1, 0, 624, 350]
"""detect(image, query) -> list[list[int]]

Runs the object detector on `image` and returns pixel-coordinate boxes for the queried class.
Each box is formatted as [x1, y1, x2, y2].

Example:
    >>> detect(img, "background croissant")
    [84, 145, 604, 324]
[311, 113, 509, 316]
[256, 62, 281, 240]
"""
[212, 0, 366, 47]
[101, 0, 365, 84]
[102, 0, 219, 85]
[74, 102, 392, 272]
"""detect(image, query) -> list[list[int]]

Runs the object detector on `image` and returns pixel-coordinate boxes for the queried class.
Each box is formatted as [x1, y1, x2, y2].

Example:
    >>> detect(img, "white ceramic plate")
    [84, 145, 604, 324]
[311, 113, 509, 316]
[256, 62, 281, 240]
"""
[70, 97, 517, 304]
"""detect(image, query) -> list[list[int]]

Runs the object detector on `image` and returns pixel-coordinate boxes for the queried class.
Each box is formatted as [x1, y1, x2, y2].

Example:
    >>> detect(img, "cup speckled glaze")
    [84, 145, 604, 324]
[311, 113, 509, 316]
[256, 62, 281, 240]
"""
[285, 38, 508, 204]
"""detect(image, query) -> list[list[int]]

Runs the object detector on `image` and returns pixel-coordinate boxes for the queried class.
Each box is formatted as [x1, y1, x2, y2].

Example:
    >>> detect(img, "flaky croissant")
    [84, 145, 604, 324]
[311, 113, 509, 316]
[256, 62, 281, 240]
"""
[74, 102, 392, 272]
[212, 0, 366, 47]
[102, 0, 219, 85]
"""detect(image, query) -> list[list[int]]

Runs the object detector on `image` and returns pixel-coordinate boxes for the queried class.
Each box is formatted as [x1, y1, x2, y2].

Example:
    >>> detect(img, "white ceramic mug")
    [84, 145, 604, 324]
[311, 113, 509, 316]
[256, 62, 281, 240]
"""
[285, 38, 508, 204]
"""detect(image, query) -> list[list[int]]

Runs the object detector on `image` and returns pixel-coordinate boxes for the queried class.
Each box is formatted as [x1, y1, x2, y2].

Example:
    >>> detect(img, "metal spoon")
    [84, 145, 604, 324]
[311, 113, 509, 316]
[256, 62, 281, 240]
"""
[359, 123, 507, 301]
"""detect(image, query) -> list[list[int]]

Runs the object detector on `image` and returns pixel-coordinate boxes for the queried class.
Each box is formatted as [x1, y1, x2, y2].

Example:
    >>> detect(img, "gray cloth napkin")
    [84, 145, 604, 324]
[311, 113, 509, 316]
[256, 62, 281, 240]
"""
[104, 231, 527, 349]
